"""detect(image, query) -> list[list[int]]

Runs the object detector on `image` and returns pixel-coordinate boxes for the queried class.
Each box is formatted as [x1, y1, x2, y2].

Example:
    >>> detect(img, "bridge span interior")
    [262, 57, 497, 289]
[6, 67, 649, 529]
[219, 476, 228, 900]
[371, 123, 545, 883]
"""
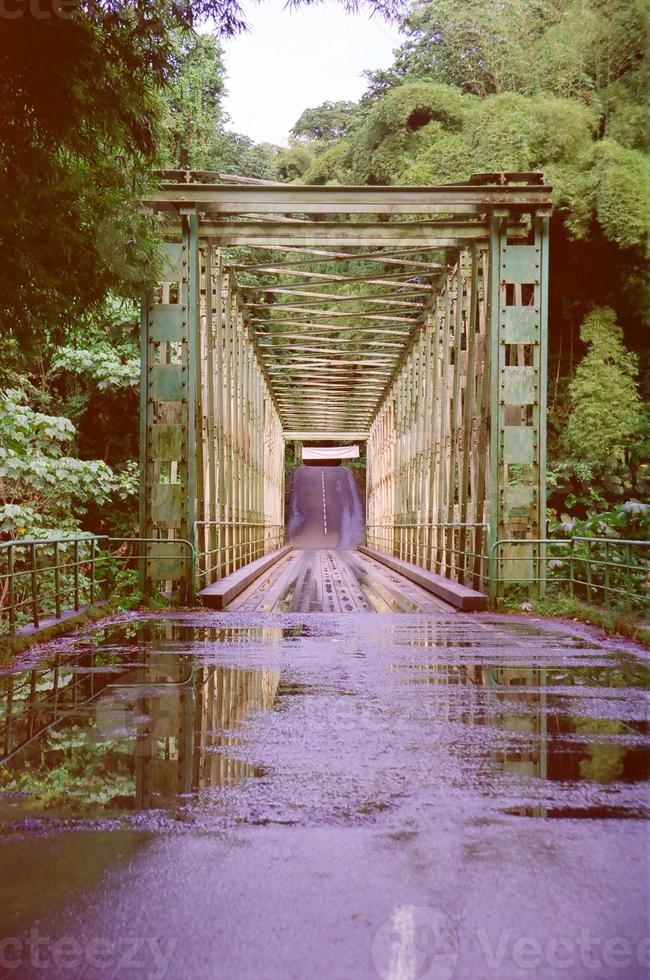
[140, 172, 551, 606]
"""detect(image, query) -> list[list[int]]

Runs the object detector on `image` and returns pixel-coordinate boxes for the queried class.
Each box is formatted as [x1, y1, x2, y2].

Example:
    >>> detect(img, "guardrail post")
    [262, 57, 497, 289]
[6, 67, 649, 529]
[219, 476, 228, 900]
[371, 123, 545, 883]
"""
[569, 537, 575, 598]
[625, 542, 632, 611]
[73, 539, 80, 611]
[89, 538, 96, 605]
[54, 541, 61, 618]
[488, 537, 498, 609]
[8, 544, 16, 633]
[30, 541, 39, 627]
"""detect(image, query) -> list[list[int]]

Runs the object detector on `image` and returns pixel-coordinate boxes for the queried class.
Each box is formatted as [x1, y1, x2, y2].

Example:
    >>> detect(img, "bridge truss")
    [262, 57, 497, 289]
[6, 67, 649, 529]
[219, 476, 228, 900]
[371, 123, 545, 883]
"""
[140, 173, 551, 601]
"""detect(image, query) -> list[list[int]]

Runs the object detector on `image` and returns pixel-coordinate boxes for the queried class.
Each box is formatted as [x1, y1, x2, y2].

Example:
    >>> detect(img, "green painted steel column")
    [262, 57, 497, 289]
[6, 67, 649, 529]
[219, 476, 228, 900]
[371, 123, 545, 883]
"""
[537, 215, 550, 594]
[138, 289, 150, 593]
[488, 211, 549, 605]
[488, 213, 503, 607]
[183, 209, 200, 601]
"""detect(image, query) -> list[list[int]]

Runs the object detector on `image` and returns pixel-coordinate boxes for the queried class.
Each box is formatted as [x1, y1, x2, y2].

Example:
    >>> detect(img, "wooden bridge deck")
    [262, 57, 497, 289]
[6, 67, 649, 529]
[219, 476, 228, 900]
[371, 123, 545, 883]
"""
[226, 548, 452, 614]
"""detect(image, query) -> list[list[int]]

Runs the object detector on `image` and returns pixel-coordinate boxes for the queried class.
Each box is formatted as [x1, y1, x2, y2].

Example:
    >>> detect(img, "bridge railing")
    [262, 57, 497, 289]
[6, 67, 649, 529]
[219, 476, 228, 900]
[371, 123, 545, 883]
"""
[0, 536, 194, 637]
[365, 522, 490, 591]
[489, 536, 649, 614]
[194, 515, 285, 586]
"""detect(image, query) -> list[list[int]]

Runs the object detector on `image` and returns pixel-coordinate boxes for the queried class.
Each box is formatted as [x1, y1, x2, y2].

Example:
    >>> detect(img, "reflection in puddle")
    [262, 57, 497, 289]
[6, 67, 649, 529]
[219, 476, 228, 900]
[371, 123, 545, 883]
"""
[0, 622, 281, 817]
[393, 659, 650, 797]
[1, 618, 648, 828]
[504, 804, 650, 819]
[384, 621, 596, 649]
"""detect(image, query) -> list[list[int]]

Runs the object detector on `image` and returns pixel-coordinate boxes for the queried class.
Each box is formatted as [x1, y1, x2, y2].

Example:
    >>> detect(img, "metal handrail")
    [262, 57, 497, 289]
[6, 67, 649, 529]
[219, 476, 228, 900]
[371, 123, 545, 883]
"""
[365, 520, 490, 589]
[194, 518, 285, 585]
[489, 536, 649, 611]
[0, 535, 195, 636]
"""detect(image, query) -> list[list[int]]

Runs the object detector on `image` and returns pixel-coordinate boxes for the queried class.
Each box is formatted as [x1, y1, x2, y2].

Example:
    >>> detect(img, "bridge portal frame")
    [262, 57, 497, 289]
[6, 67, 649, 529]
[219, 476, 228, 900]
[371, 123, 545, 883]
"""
[140, 174, 551, 601]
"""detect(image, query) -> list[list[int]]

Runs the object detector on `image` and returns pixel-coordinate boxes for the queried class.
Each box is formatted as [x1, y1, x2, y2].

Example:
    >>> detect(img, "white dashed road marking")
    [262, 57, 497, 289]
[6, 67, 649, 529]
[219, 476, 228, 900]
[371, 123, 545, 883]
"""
[321, 470, 328, 535]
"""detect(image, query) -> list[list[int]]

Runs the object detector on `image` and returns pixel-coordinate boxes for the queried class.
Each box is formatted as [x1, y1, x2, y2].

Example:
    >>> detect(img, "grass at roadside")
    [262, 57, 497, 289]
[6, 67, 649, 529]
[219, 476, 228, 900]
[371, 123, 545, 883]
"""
[498, 591, 650, 647]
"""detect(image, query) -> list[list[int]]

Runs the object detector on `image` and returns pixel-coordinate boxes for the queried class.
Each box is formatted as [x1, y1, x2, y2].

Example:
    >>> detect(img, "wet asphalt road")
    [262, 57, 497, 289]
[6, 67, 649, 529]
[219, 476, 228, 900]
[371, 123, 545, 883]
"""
[287, 466, 365, 549]
[0, 611, 649, 980]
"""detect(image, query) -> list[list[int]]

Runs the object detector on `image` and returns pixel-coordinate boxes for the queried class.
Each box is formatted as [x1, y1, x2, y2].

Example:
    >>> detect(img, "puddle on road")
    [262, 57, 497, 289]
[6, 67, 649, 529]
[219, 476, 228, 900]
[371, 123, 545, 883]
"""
[1, 617, 649, 828]
[389, 646, 650, 810]
[0, 622, 284, 822]
[504, 804, 649, 819]
[382, 620, 599, 649]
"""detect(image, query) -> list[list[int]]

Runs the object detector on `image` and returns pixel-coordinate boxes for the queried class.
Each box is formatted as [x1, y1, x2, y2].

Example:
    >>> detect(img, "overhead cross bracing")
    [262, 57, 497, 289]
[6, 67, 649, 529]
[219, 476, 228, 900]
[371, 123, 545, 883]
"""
[147, 172, 551, 435]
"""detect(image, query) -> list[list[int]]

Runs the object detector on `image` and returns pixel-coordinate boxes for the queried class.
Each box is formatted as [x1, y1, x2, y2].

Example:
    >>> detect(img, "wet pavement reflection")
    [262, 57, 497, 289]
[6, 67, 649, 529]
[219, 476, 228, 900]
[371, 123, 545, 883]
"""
[0, 613, 648, 978]
[1, 616, 648, 828]
[0, 624, 292, 819]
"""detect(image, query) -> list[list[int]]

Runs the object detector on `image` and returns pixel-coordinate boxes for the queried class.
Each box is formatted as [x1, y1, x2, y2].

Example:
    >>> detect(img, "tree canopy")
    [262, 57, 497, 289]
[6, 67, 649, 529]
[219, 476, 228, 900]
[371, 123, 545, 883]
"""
[1, 0, 647, 547]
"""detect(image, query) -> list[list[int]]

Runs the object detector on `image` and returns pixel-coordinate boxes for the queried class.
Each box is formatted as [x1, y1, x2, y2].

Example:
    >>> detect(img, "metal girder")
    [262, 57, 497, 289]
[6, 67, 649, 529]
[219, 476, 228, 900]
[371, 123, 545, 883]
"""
[238, 270, 436, 289]
[148, 179, 552, 215]
[261, 345, 398, 358]
[247, 292, 425, 309]
[283, 431, 369, 441]
[252, 307, 417, 322]
[179, 219, 523, 247]
[231, 249, 442, 271]
[257, 337, 404, 349]
[252, 323, 412, 337]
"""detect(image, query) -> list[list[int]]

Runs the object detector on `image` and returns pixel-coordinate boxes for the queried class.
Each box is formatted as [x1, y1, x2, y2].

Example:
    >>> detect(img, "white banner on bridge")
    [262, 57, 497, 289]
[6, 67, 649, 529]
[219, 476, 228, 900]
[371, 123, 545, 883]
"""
[302, 445, 360, 461]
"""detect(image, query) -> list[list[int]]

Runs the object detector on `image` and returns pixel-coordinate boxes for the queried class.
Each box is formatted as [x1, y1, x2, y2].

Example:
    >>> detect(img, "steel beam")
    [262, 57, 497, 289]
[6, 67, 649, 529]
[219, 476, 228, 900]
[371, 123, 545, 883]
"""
[283, 431, 369, 441]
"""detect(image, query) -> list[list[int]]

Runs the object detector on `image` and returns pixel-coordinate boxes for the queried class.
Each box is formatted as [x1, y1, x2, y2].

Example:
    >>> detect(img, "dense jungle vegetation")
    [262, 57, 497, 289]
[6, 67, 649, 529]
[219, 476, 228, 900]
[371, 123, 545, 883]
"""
[1, 0, 648, 547]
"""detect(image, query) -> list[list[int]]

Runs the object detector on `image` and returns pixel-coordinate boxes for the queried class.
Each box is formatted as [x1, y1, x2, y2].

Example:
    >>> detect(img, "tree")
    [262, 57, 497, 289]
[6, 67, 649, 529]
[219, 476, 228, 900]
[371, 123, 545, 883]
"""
[351, 82, 467, 184]
[0, 11, 161, 351]
[162, 34, 227, 170]
[391, 0, 555, 97]
[562, 308, 643, 466]
[1, 0, 403, 349]
[291, 101, 361, 141]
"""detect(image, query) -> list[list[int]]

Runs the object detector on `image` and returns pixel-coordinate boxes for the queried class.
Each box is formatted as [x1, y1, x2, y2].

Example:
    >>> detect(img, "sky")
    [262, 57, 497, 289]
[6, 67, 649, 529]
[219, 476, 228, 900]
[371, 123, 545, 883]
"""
[220, 0, 402, 146]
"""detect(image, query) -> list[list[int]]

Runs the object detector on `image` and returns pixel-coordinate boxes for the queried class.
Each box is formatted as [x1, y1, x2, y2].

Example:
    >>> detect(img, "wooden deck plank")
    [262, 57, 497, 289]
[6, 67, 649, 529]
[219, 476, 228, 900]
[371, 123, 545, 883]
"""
[199, 546, 292, 610]
[227, 551, 297, 611]
[217, 547, 475, 613]
[351, 551, 451, 614]
[357, 545, 488, 611]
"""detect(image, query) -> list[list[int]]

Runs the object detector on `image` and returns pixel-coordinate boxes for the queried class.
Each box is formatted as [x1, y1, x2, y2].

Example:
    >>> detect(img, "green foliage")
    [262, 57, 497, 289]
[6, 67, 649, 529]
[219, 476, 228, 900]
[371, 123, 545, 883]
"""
[161, 34, 226, 170]
[594, 140, 650, 250]
[554, 500, 650, 541]
[400, 130, 470, 184]
[0, 390, 136, 539]
[393, 0, 552, 97]
[291, 101, 361, 141]
[302, 142, 353, 185]
[52, 346, 140, 391]
[217, 135, 282, 180]
[562, 308, 643, 465]
[352, 82, 467, 183]
[0, 9, 165, 348]
[3, 724, 135, 812]
[276, 143, 317, 182]
[392, 0, 648, 105]
[468, 93, 596, 173]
